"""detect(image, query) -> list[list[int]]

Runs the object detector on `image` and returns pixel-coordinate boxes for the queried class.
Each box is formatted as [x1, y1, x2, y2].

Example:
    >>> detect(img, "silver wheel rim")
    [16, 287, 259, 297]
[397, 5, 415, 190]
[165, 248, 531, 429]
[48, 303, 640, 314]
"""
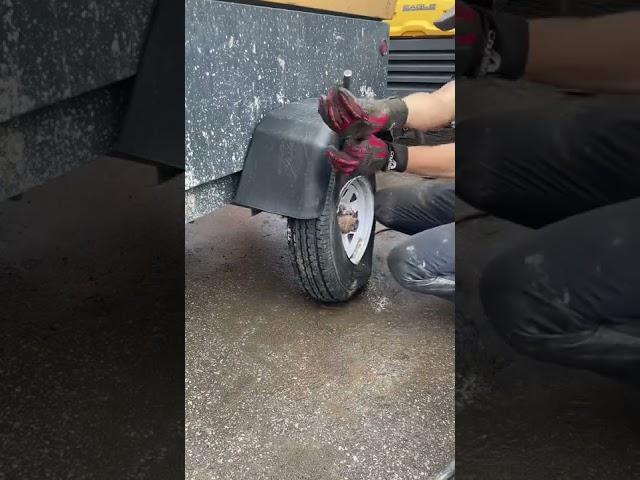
[337, 176, 375, 265]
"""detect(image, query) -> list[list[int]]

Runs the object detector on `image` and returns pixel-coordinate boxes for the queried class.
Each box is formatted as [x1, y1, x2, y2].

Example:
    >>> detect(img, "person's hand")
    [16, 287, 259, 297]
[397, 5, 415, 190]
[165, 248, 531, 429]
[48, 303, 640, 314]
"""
[456, 0, 529, 78]
[326, 135, 408, 175]
[318, 87, 408, 140]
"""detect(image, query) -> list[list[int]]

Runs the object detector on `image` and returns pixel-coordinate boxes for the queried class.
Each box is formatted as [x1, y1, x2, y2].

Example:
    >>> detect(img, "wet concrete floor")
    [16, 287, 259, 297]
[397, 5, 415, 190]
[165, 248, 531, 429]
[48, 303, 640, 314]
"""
[1, 159, 184, 479]
[185, 189, 455, 479]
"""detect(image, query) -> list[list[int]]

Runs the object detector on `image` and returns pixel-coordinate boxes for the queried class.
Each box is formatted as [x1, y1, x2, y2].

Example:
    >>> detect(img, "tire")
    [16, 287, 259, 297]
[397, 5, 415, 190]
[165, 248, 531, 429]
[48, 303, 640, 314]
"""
[287, 171, 376, 303]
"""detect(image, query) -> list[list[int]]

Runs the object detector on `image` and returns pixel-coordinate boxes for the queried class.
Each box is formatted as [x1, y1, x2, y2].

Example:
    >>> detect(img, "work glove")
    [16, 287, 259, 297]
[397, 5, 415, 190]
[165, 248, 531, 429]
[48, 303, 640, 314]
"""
[456, 0, 529, 79]
[327, 135, 408, 175]
[318, 87, 409, 140]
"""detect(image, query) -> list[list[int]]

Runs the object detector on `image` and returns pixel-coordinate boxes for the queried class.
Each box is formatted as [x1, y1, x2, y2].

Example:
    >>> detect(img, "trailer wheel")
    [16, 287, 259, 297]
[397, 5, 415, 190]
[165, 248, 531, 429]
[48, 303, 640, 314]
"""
[287, 172, 376, 303]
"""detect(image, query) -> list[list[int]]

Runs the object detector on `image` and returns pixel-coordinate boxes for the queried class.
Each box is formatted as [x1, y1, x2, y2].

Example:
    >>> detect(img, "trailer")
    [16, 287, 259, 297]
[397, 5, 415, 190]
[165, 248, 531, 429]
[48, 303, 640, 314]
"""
[185, 0, 393, 302]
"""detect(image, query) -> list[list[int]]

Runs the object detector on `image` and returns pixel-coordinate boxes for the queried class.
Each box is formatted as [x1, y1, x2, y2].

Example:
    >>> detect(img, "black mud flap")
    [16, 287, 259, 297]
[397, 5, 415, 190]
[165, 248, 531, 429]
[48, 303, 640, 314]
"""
[114, 0, 184, 170]
[233, 99, 339, 220]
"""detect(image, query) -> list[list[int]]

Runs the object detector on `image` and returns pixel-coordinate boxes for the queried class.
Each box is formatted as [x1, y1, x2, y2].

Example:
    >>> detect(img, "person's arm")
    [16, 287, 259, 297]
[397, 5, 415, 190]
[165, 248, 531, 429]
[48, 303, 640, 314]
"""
[405, 143, 455, 178]
[404, 81, 455, 130]
[458, 3, 640, 93]
[526, 13, 640, 93]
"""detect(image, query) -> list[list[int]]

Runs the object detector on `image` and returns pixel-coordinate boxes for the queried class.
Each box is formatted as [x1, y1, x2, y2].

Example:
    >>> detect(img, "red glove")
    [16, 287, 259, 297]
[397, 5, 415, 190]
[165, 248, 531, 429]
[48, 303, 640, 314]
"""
[327, 135, 408, 175]
[318, 87, 408, 140]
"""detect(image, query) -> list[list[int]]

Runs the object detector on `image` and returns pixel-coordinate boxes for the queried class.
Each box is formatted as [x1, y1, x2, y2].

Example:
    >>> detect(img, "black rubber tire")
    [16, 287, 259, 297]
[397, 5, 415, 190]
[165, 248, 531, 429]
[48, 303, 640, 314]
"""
[287, 171, 376, 303]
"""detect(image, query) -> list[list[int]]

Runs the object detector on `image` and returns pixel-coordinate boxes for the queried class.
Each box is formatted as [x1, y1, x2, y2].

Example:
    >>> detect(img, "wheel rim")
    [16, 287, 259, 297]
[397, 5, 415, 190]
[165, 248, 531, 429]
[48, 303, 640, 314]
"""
[337, 176, 375, 265]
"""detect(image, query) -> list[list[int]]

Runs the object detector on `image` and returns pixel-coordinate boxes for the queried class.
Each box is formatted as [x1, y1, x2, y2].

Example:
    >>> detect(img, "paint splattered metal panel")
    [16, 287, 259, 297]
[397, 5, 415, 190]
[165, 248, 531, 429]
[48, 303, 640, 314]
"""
[0, 0, 154, 122]
[0, 0, 155, 200]
[185, 0, 389, 195]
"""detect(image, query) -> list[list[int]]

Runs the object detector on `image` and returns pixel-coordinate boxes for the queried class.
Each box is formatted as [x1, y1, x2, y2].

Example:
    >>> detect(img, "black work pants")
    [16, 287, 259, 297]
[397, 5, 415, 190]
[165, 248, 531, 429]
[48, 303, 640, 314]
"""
[375, 180, 455, 299]
[457, 97, 640, 379]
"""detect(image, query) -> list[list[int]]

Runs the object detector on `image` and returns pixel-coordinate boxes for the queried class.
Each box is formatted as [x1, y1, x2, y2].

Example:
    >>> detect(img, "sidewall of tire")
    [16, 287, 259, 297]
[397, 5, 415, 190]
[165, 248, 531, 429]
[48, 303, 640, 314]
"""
[326, 172, 376, 300]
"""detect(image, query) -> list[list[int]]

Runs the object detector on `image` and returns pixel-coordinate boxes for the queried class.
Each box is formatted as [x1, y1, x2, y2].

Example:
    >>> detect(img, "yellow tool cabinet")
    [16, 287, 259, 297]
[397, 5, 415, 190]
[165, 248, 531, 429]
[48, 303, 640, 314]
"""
[386, 0, 454, 38]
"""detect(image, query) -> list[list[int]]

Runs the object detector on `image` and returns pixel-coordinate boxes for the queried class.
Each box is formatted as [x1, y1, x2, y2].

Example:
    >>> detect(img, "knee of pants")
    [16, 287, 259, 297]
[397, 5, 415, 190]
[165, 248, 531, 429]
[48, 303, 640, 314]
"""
[479, 256, 540, 361]
[374, 189, 399, 229]
[387, 247, 410, 286]
[479, 257, 640, 377]
[479, 252, 576, 361]
[387, 243, 454, 299]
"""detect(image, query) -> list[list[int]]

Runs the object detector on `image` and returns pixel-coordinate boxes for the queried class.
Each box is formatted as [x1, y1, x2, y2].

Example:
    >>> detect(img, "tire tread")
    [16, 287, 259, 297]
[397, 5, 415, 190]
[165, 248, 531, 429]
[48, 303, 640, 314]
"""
[287, 173, 373, 303]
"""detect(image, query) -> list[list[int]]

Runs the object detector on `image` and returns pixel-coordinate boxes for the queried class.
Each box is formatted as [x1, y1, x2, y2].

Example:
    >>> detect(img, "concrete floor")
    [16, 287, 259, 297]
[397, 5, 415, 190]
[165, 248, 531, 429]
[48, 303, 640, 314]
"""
[1, 159, 184, 479]
[185, 193, 455, 479]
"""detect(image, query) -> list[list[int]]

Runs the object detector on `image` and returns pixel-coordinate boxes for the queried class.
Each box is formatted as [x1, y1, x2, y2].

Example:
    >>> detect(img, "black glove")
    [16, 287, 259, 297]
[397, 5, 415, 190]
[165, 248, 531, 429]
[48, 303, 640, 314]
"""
[456, 1, 529, 79]
[326, 135, 409, 175]
[318, 87, 409, 140]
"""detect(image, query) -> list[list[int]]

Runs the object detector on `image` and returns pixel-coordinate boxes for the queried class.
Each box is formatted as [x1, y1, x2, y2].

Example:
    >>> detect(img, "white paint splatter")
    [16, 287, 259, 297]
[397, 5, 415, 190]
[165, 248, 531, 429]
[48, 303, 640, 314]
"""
[359, 85, 376, 99]
[372, 296, 390, 313]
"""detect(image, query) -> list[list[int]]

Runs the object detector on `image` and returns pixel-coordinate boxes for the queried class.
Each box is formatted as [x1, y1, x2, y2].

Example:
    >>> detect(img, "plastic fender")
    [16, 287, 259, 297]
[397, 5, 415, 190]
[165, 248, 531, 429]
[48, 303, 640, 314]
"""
[233, 99, 339, 220]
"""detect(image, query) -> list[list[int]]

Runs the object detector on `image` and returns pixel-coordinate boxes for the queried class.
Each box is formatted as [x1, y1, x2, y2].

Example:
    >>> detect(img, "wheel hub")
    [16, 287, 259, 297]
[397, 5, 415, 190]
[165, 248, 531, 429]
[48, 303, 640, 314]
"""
[337, 177, 375, 265]
[337, 206, 359, 234]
